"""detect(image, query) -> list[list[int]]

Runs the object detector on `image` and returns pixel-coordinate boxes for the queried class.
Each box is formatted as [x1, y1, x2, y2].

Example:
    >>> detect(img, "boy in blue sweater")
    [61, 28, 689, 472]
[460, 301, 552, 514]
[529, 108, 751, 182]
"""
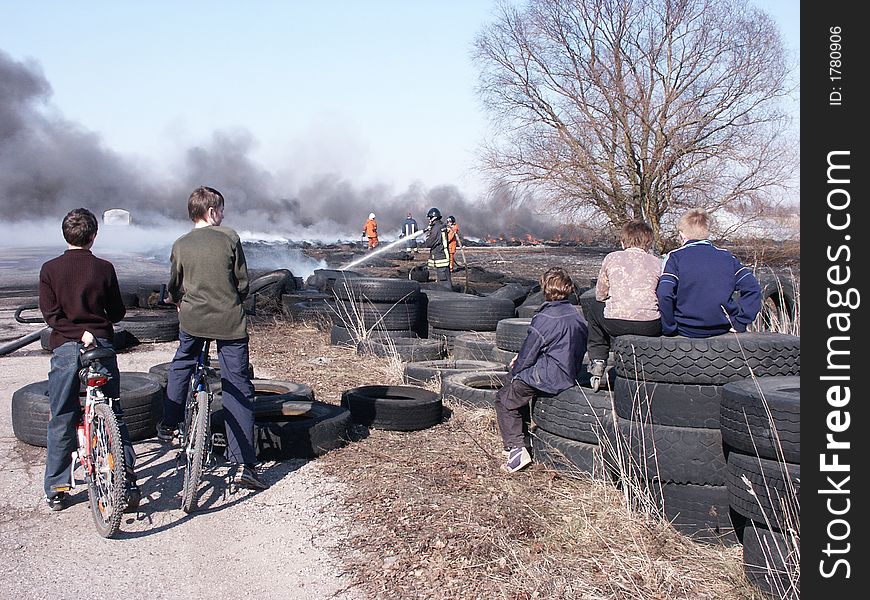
[656, 209, 761, 338]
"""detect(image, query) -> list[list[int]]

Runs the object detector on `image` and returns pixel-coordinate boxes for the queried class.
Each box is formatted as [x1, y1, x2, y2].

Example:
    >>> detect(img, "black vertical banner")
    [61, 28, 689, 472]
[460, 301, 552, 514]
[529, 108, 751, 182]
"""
[802, 3, 867, 598]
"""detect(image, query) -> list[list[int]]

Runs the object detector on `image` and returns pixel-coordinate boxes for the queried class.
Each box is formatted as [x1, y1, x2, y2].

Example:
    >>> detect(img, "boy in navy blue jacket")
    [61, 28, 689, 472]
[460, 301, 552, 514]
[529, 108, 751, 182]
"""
[495, 267, 588, 473]
[656, 209, 761, 338]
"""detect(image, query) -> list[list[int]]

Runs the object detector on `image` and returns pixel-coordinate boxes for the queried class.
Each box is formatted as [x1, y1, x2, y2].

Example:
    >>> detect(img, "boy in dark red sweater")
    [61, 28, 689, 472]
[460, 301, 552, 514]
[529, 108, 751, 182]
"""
[38, 208, 139, 512]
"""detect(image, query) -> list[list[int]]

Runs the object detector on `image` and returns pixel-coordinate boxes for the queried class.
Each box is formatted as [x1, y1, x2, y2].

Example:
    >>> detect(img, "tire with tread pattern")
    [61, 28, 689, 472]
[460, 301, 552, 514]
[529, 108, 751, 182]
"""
[531, 428, 611, 479]
[403, 359, 506, 385]
[332, 277, 421, 303]
[613, 377, 724, 428]
[427, 296, 516, 331]
[256, 401, 352, 458]
[742, 523, 798, 598]
[495, 318, 532, 352]
[440, 371, 507, 408]
[726, 451, 800, 530]
[181, 390, 210, 513]
[650, 481, 741, 545]
[721, 376, 800, 462]
[613, 333, 800, 385]
[532, 385, 613, 444]
[88, 402, 126, 538]
[341, 385, 442, 431]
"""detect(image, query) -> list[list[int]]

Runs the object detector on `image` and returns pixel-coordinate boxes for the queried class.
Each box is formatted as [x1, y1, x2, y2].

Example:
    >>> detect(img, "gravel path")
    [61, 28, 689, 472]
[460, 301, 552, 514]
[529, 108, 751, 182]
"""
[0, 341, 362, 600]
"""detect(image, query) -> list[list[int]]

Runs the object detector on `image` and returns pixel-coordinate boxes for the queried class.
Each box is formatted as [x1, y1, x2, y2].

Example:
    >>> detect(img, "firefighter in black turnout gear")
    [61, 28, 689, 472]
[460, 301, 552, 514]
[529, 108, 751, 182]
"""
[422, 207, 453, 290]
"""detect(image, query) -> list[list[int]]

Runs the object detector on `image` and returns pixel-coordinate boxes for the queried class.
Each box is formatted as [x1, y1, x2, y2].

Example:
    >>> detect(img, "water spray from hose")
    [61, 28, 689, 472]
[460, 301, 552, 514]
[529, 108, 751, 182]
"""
[339, 229, 427, 270]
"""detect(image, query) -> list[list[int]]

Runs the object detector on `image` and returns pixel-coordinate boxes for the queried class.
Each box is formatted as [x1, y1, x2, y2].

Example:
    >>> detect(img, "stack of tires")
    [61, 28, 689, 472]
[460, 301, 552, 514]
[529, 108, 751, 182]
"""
[491, 317, 531, 365]
[530, 382, 614, 480]
[608, 333, 801, 545]
[281, 290, 336, 328]
[426, 294, 516, 354]
[328, 277, 426, 345]
[721, 376, 800, 598]
[11, 373, 165, 446]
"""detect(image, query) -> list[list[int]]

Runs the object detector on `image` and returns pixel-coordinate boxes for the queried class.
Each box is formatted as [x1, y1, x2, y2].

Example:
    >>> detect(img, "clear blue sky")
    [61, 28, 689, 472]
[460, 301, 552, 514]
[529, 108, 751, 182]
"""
[0, 1, 799, 203]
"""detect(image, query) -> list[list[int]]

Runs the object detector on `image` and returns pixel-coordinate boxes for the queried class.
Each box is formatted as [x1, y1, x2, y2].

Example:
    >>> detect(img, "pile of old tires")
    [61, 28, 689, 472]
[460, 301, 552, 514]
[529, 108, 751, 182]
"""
[530, 382, 613, 480]
[426, 294, 517, 354]
[328, 277, 427, 345]
[11, 372, 165, 446]
[608, 333, 800, 548]
[721, 376, 800, 598]
[491, 317, 531, 365]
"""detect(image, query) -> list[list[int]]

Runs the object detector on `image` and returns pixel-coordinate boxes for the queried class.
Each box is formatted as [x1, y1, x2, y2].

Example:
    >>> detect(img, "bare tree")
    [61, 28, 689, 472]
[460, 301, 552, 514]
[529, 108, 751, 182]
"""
[474, 0, 796, 249]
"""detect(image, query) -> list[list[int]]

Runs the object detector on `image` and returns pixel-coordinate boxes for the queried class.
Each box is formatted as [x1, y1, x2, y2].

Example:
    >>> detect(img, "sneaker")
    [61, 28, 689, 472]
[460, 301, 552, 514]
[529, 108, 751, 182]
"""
[124, 481, 141, 513]
[45, 492, 67, 511]
[234, 465, 268, 490]
[589, 359, 607, 392]
[501, 447, 532, 473]
[156, 421, 178, 443]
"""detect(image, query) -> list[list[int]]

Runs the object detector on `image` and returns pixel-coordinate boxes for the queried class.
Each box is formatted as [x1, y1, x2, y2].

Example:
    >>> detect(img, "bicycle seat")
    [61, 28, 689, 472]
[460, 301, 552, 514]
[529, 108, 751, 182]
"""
[80, 346, 116, 367]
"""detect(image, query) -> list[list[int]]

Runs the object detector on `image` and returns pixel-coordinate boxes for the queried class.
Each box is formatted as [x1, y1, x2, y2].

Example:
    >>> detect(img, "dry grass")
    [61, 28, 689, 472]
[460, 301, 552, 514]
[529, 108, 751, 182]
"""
[246, 318, 758, 599]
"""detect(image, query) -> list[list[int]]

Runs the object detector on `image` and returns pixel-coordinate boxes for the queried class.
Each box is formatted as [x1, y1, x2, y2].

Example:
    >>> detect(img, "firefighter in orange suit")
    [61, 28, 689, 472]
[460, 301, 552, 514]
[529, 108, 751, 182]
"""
[362, 213, 379, 249]
[446, 215, 461, 271]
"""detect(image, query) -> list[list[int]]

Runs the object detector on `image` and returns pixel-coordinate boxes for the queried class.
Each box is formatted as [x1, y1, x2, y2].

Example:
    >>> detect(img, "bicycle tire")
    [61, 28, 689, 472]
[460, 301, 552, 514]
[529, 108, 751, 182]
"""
[181, 390, 210, 513]
[87, 403, 127, 538]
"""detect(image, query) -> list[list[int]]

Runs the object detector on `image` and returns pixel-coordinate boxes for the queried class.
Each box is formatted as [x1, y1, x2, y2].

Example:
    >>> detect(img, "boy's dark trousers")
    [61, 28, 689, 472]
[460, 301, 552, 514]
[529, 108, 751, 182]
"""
[586, 300, 661, 362]
[45, 339, 136, 497]
[495, 377, 538, 450]
[165, 330, 257, 466]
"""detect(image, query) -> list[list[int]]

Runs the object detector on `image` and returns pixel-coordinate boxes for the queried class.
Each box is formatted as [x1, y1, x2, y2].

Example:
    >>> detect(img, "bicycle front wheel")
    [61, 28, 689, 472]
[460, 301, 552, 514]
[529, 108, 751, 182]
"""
[181, 390, 210, 513]
[87, 403, 126, 538]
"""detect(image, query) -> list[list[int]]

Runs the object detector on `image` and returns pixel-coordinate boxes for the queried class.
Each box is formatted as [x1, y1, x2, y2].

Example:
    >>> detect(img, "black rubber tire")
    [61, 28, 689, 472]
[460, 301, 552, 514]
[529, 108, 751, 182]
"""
[721, 376, 800, 463]
[357, 337, 445, 362]
[516, 304, 541, 318]
[121, 310, 180, 343]
[606, 415, 728, 485]
[210, 379, 315, 434]
[613, 333, 800, 385]
[40, 326, 132, 353]
[181, 390, 210, 513]
[754, 273, 798, 333]
[495, 318, 532, 352]
[578, 288, 597, 320]
[11, 373, 164, 447]
[256, 401, 352, 459]
[332, 277, 421, 303]
[650, 481, 741, 545]
[490, 346, 516, 367]
[403, 359, 507, 385]
[440, 371, 507, 408]
[119, 290, 139, 309]
[486, 282, 530, 307]
[87, 402, 126, 538]
[531, 428, 612, 480]
[452, 331, 497, 361]
[532, 385, 613, 444]
[330, 325, 420, 347]
[742, 522, 799, 598]
[306, 269, 364, 292]
[249, 269, 297, 296]
[284, 300, 337, 328]
[340, 385, 442, 431]
[331, 299, 423, 330]
[117, 372, 166, 441]
[613, 377, 724, 428]
[427, 295, 517, 331]
[281, 291, 333, 315]
[726, 451, 800, 530]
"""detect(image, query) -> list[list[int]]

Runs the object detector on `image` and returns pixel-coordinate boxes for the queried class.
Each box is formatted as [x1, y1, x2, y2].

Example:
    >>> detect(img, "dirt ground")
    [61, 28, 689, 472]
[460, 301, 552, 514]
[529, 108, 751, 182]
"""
[0, 241, 798, 599]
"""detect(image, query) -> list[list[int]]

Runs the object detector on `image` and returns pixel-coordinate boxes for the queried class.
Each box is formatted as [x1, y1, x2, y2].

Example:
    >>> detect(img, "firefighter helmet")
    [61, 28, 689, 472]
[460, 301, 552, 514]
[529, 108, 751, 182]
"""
[446, 215, 455, 225]
[426, 207, 442, 222]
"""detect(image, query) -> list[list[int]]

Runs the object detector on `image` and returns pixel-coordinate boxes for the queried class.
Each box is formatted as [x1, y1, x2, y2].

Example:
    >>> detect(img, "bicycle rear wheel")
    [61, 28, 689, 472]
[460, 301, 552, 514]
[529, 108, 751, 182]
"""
[87, 403, 126, 538]
[181, 390, 210, 513]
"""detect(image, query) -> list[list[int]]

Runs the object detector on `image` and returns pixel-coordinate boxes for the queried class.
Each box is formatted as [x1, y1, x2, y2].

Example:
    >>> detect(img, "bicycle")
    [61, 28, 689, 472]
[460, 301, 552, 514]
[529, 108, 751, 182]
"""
[70, 344, 128, 538]
[178, 339, 221, 513]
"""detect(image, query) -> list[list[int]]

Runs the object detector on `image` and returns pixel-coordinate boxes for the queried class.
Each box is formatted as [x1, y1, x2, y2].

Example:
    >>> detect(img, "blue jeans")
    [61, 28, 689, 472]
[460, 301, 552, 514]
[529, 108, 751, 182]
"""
[165, 330, 257, 465]
[44, 339, 136, 497]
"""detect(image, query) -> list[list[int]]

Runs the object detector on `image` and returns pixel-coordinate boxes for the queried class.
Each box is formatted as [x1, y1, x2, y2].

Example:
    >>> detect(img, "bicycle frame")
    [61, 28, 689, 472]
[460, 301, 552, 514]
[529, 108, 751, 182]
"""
[70, 359, 114, 487]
